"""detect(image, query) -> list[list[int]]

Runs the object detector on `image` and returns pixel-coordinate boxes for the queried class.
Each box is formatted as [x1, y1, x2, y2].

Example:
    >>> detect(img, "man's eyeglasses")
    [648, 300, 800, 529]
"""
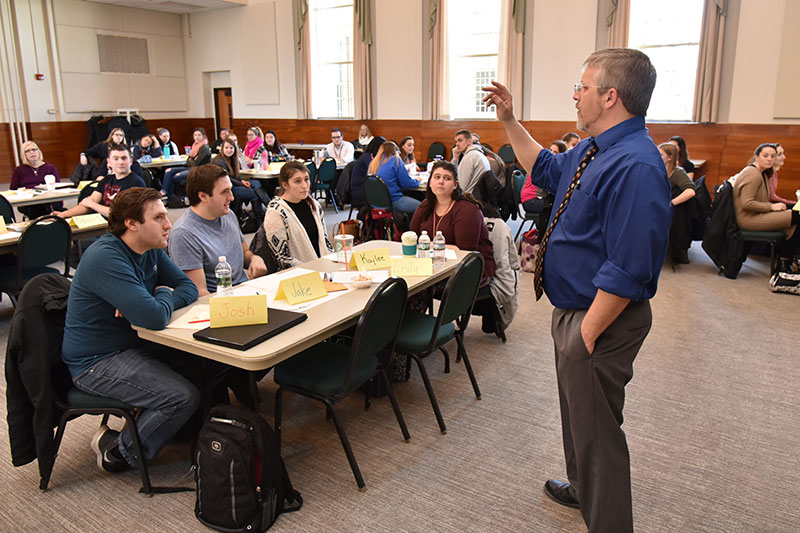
[573, 83, 607, 93]
[331, 135, 342, 139]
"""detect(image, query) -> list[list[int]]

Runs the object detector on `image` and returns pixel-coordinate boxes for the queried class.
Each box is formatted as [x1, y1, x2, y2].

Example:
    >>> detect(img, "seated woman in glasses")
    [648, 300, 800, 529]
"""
[11, 141, 63, 219]
[263, 161, 332, 270]
[243, 126, 266, 168]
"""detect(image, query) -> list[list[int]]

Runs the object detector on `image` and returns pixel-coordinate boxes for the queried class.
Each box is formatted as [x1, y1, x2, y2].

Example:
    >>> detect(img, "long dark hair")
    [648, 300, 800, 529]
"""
[749, 143, 777, 179]
[668, 136, 690, 166]
[263, 129, 284, 155]
[417, 160, 481, 220]
[213, 139, 240, 180]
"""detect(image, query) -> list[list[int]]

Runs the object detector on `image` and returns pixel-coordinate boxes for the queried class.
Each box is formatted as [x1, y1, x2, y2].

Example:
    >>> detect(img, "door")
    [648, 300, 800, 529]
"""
[214, 88, 233, 135]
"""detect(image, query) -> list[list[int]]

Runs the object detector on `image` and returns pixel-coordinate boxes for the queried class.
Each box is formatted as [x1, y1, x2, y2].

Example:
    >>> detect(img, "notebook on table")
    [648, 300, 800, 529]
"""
[193, 308, 307, 350]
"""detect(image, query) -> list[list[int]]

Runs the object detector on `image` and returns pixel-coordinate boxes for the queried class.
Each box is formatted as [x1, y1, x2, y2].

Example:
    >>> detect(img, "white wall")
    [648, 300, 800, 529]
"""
[184, 0, 298, 120]
[374, 0, 424, 119]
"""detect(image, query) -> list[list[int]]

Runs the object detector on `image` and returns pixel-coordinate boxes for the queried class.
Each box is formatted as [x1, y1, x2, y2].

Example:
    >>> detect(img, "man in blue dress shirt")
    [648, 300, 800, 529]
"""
[484, 48, 671, 532]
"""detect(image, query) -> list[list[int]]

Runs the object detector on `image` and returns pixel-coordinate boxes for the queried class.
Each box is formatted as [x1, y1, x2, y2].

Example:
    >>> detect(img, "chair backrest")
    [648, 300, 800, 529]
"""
[78, 181, 102, 202]
[511, 169, 525, 205]
[498, 144, 516, 165]
[427, 142, 445, 161]
[140, 167, 154, 188]
[481, 143, 493, 153]
[436, 252, 484, 328]
[249, 224, 281, 274]
[18, 215, 72, 274]
[344, 277, 408, 391]
[316, 158, 337, 185]
[0, 194, 15, 224]
[304, 160, 317, 185]
[364, 176, 393, 210]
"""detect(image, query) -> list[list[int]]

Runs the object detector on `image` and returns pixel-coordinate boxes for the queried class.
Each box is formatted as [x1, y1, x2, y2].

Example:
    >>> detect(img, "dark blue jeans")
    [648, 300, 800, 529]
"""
[162, 167, 189, 198]
[73, 345, 201, 466]
[232, 180, 265, 217]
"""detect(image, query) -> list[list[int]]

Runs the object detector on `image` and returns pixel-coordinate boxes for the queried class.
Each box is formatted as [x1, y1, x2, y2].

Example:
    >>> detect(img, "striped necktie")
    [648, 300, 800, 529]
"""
[533, 144, 598, 301]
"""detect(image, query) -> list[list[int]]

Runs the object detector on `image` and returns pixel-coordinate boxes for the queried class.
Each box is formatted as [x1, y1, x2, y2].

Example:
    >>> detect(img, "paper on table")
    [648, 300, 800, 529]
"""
[241, 268, 352, 311]
[167, 304, 210, 329]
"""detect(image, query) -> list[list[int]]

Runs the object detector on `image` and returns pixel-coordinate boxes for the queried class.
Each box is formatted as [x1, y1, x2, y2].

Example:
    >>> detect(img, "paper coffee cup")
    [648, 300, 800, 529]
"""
[44, 174, 56, 191]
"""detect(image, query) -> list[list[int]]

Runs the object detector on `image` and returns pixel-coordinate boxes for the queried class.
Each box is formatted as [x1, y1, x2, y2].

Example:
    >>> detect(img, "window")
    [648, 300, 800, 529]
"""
[447, 0, 501, 119]
[628, 0, 705, 121]
[309, 0, 354, 118]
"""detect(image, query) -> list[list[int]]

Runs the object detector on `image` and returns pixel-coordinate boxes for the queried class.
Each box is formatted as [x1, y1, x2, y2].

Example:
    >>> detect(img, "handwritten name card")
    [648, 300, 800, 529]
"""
[0, 216, 7, 234]
[391, 257, 433, 277]
[70, 213, 107, 229]
[274, 271, 328, 305]
[349, 247, 391, 271]
[210, 294, 268, 328]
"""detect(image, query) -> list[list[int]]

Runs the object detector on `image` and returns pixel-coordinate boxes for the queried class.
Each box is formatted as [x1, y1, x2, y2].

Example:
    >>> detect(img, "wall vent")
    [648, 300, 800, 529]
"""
[97, 34, 150, 74]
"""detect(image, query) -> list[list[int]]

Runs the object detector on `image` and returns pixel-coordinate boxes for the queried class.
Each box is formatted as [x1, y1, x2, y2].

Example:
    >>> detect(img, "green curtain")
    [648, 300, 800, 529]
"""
[513, 0, 525, 34]
[428, 0, 438, 38]
[355, 0, 372, 45]
[295, 0, 308, 50]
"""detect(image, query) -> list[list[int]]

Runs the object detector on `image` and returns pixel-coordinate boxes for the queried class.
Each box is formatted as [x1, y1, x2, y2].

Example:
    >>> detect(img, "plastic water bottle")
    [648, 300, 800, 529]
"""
[432, 231, 446, 266]
[215, 256, 232, 296]
[417, 231, 431, 258]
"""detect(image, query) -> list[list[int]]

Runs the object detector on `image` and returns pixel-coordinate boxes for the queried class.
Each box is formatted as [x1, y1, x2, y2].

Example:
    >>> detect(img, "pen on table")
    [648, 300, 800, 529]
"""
[188, 319, 210, 324]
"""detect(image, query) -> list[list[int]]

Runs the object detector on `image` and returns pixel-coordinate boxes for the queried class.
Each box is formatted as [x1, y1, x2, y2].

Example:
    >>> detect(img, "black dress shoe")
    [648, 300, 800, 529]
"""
[544, 479, 580, 509]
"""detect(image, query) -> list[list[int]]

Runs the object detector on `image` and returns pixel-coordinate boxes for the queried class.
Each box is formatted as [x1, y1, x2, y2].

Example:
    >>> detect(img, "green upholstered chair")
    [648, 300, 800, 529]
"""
[0, 215, 71, 306]
[273, 277, 411, 490]
[498, 143, 516, 165]
[740, 230, 786, 275]
[426, 141, 446, 161]
[313, 157, 338, 212]
[364, 176, 395, 241]
[395, 252, 484, 434]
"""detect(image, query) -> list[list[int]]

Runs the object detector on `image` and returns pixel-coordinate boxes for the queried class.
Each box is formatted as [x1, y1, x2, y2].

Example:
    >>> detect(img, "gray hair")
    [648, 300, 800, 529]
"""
[583, 48, 657, 117]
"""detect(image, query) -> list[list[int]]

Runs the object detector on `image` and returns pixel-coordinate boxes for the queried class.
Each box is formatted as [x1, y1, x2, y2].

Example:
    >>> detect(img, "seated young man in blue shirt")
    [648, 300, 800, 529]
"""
[169, 164, 266, 296]
[62, 187, 202, 472]
[57, 143, 146, 219]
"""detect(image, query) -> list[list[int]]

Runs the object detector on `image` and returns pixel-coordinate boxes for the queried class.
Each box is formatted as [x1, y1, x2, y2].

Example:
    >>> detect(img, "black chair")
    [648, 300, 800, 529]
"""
[314, 158, 339, 213]
[8, 273, 153, 495]
[364, 176, 395, 241]
[741, 230, 785, 275]
[498, 144, 516, 165]
[78, 180, 102, 202]
[1, 194, 16, 224]
[473, 285, 506, 343]
[427, 142, 446, 161]
[304, 160, 317, 188]
[395, 253, 484, 434]
[0, 215, 71, 306]
[274, 277, 411, 490]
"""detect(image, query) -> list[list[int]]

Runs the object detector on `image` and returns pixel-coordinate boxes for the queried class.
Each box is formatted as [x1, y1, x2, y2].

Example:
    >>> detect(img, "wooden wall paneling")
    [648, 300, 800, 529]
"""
[1, 123, 16, 184]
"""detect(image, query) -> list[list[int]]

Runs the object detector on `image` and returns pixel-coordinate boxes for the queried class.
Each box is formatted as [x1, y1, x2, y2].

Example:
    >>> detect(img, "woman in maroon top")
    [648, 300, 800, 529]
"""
[410, 160, 495, 281]
[11, 140, 62, 219]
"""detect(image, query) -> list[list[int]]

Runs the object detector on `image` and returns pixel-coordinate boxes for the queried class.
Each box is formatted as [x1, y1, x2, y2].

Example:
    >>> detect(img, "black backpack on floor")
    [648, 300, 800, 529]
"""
[194, 405, 302, 532]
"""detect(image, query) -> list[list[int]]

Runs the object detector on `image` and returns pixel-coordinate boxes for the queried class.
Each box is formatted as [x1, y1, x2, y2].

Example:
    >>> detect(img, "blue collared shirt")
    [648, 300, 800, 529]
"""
[531, 116, 671, 309]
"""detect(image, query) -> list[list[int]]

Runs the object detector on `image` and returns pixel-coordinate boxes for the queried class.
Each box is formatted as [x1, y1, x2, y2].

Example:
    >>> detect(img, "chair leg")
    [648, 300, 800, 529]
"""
[347, 205, 354, 220]
[441, 347, 450, 373]
[324, 399, 365, 490]
[410, 353, 447, 434]
[455, 333, 481, 400]
[380, 368, 411, 441]
[40, 412, 74, 491]
[119, 411, 153, 496]
[274, 387, 284, 450]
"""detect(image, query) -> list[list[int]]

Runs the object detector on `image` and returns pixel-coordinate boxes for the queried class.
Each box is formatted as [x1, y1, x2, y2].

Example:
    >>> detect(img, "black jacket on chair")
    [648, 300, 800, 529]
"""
[5, 274, 73, 477]
[702, 181, 745, 279]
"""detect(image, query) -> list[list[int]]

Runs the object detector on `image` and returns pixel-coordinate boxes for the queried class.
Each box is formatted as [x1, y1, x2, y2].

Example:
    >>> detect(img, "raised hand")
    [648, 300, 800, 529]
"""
[482, 81, 515, 123]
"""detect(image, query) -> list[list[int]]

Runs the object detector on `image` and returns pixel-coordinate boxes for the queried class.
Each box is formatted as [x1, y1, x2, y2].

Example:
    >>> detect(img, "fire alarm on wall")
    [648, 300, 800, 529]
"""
[35, 73, 45, 80]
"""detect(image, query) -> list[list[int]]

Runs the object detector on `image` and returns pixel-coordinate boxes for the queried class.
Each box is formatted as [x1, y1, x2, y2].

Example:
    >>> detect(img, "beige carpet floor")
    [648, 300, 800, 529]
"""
[0, 206, 798, 531]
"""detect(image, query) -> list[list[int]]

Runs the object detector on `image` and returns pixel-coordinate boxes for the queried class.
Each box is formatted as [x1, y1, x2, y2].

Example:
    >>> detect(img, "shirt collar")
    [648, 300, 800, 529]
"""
[591, 115, 646, 153]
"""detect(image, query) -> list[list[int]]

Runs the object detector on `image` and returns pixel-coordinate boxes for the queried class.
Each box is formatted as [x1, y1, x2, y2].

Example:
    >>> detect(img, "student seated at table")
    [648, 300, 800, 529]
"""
[354, 123, 374, 153]
[82, 128, 126, 180]
[324, 128, 355, 165]
[410, 160, 496, 282]
[57, 143, 145, 219]
[770, 143, 795, 207]
[263, 129, 290, 161]
[209, 127, 229, 154]
[243, 126, 266, 168]
[350, 136, 386, 207]
[659, 142, 696, 264]
[61, 187, 215, 473]
[156, 127, 180, 158]
[227, 133, 248, 170]
[161, 128, 212, 201]
[367, 141, 421, 215]
[733, 143, 800, 258]
[263, 160, 333, 270]
[212, 139, 265, 220]
[169, 164, 267, 296]
[399, 136, 416, 167]
[668, 135, 695, 180]
[132, 134, 163, 161]
[10, 140, 63, 219]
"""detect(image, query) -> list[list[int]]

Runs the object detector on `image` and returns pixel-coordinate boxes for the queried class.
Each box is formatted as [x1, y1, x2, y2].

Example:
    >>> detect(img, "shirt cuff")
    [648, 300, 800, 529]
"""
[592, 259, 645, 300]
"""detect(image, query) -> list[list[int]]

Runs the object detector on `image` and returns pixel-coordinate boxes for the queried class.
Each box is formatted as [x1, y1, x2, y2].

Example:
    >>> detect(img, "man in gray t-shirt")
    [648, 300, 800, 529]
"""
[169, 164, 266, 295]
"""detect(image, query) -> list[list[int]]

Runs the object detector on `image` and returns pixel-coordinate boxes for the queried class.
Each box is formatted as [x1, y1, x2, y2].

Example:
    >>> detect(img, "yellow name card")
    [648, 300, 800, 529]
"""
[391, 257, 433, 277]
[77, 180, 94, 190]
[209, 294, 268, 328]
[70, 213, 107, 228]
[349, 247, 391, 271]
[274, 271, 328, 305]
[0, 216, 7, 234]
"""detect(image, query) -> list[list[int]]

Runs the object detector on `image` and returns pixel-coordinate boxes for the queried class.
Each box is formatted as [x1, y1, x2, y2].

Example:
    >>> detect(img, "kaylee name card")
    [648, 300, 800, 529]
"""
[274, 271, 328, 305]
[210, 294, 268, 328]
[349, 247, 391, 271]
